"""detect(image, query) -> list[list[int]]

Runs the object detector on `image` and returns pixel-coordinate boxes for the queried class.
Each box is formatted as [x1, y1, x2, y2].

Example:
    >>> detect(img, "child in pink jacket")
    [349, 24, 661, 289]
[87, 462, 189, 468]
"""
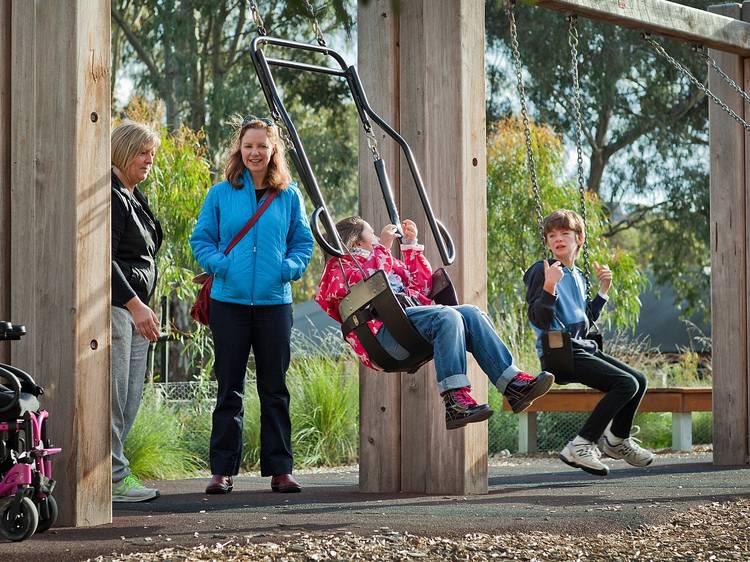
[316, 216, 553, 430]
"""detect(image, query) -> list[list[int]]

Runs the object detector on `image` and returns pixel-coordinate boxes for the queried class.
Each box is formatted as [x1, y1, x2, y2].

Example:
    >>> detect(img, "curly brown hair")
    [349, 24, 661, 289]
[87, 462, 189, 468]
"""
[224, 118, 292, 190]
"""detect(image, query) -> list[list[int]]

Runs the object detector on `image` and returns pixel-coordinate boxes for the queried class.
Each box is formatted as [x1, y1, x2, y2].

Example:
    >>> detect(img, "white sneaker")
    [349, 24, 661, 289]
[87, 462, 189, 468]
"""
[559, 438, 610, 476]
[598, 427, 654, 467]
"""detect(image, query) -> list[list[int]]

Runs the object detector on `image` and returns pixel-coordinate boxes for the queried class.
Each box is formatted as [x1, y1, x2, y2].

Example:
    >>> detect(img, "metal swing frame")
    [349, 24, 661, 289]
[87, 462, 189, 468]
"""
[248, 34, 458, 373]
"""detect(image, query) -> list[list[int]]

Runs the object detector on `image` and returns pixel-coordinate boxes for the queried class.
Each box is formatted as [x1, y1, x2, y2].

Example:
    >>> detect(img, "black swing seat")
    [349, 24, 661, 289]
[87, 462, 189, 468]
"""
[339, 268, 458, 373]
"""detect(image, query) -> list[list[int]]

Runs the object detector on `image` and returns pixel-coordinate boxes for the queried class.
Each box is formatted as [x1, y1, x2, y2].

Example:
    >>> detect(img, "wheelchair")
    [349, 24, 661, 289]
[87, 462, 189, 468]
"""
[0, 321, 60, 541]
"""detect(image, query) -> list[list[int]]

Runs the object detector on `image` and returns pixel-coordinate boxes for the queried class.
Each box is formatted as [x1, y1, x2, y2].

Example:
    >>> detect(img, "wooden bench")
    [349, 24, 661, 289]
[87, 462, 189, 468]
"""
[501, 387, 712, 453]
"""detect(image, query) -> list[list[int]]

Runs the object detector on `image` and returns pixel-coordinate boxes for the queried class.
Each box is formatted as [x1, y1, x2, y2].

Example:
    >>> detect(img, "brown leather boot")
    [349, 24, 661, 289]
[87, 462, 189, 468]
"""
[270, 473, 301, 493]
[205, 475, 233, 494]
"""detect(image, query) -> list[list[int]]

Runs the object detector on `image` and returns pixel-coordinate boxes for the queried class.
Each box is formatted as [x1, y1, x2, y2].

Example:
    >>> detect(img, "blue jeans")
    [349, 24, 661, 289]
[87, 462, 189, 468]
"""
[375, 305, 521, 393]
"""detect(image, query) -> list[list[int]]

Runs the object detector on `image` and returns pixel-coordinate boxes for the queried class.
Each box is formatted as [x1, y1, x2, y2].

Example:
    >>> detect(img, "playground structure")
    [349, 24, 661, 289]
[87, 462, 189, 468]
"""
[0, 0, 748, 527]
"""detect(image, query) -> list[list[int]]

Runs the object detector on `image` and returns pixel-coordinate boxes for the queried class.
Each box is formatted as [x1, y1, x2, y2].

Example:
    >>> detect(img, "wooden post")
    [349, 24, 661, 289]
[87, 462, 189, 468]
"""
[357, 0, 488, 495]
[709, 3, 750, 466]
[357, 0, 402, 493]
[0, 0, 10, 364]
[9, 0, 112, 525]
[398, 0, 488, 495]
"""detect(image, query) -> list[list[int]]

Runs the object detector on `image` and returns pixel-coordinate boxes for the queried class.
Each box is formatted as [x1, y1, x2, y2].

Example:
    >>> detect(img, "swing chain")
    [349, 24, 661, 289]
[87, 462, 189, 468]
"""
[568, 15, 592, 298]
[507, 0, 546, 252]
[365, 128, 381, 161]
[303, 0, 327, 47]
[696, 46, 750, 107]
[249, 1, 267, 36]
[644, 34, 750, 132]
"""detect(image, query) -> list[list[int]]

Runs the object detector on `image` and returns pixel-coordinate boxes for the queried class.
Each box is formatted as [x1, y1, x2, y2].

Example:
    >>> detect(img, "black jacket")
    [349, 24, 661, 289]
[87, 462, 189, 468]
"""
[112, 171, 163, 308]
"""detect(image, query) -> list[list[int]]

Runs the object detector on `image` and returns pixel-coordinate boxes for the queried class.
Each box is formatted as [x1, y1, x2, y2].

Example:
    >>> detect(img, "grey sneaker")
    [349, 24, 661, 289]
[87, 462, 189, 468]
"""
[559, 439, 610, 476]
[113, 474, 160, 503]
[599, 428, 654, 467]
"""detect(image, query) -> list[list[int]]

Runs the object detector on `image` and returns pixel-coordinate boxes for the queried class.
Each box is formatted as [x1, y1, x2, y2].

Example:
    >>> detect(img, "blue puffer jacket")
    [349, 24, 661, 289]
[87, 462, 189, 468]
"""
[189, 170, 314, 306]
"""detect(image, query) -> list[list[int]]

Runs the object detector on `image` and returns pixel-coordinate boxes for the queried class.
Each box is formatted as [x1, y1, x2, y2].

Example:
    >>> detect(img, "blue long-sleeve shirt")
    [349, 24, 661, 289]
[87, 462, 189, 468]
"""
[523, 259, 608, 357]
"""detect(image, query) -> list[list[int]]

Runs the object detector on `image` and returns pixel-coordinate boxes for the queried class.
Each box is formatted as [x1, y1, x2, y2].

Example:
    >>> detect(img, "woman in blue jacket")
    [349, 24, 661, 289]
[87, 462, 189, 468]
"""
[190, 117, 313, 494]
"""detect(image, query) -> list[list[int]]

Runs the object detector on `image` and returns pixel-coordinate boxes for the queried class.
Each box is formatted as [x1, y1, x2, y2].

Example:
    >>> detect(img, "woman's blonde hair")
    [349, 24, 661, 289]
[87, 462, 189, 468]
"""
[111, 120, 160, 171]
[224, 117, 292, 190]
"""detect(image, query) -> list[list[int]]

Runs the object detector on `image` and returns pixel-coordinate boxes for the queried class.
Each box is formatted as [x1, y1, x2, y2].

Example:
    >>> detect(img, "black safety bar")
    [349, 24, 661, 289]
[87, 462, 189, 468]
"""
[249, 35, 456, 265]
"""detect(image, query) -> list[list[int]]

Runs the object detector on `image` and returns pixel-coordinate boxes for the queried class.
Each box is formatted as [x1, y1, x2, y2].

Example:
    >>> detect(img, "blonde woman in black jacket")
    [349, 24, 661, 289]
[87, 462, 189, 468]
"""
[111, 121, 163, 503]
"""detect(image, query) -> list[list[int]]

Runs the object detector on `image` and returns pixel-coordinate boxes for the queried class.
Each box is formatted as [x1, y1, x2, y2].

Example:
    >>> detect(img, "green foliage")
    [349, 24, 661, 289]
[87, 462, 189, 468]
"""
[125, 342, 712, 478]
[486, 118, 647, 332]
[113, 0, 355, 152]
[138, 123, 214, 304]
[124, 387, 205, 479]
[487, 400, 518, 454]
[630, 413, 672, 450]
[286, 101, 360, 302]
[175, 332, 359, 472]
[485, 1, 711, 321]
[288, 352, 359, 467]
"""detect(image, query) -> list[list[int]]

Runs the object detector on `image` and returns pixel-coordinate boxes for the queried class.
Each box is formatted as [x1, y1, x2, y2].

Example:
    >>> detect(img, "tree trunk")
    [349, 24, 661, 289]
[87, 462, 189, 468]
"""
[587, 106, 612, 195]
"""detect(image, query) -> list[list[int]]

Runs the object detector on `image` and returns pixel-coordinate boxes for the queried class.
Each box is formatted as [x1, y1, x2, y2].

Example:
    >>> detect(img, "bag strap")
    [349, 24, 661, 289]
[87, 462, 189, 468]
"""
[224, 190, 278, 256]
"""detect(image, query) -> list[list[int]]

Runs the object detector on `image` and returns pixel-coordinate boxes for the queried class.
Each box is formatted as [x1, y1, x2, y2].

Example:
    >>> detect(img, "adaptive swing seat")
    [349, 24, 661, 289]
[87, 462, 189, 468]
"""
[249, 24, 459, 373]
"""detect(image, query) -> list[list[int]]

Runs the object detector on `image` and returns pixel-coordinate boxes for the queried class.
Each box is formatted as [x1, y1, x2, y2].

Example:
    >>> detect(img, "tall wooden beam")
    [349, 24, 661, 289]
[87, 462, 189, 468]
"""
[399, 0, 488, 495]
[358, 0, 488, 495]
[708, 3, 750, 466]
[0, 0, 10, 364]
[535, 0, 750, 56]
[358, 0, 402, 493]
[9, 0, 112, 525]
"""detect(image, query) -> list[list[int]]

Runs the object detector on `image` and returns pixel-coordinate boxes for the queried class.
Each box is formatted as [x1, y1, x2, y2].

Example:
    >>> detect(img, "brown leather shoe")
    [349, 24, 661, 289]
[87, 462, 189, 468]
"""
[271, 473, 301, 493]
[205, 475, 233, 494]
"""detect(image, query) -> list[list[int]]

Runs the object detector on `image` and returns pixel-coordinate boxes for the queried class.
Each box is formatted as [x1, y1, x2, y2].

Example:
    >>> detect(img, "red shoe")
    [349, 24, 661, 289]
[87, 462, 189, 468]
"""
[271, 473, 302, 493]
[442, 387, 493, 430]
[205, 475, 233, 494]
[504, 371, 555, 413]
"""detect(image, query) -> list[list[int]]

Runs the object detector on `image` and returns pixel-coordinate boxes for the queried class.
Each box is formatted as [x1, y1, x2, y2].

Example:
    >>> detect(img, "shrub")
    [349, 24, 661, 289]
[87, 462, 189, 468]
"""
[124, 387, 206, 479]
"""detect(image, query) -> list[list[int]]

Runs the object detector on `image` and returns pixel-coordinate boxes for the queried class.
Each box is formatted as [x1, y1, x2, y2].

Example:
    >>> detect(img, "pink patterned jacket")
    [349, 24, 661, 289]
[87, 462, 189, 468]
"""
[315, 243, 433, 370]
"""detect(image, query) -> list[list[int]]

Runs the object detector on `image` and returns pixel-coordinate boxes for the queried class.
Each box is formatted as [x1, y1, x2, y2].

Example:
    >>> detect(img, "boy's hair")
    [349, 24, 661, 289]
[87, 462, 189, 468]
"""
[335, 216, 367, 250]
[543, 209, 585, 237]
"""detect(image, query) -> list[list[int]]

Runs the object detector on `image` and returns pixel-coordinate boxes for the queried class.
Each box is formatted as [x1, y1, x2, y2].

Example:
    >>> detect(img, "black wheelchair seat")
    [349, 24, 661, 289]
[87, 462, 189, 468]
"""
[0, 385, 40, 420]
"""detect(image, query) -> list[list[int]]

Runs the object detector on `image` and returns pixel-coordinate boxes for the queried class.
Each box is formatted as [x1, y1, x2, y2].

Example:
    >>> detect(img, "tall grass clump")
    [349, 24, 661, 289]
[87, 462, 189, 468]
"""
[124, 386, 206, 479]
[288, 330, 359, 467]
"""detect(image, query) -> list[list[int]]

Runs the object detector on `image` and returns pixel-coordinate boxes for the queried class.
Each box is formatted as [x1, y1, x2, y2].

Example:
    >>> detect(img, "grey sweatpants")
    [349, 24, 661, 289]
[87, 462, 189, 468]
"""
[111, 306, 150, 483]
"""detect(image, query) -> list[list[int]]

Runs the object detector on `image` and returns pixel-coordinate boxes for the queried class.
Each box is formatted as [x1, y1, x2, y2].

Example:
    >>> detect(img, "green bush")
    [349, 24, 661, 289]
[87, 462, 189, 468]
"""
[487, 398, 518, 454]
[124, 387, 206, 479]
[693, 412, 712, 445]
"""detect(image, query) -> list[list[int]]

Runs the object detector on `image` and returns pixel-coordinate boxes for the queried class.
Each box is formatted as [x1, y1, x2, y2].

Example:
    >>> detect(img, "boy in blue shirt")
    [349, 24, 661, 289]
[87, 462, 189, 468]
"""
[524, 210, 654, 476]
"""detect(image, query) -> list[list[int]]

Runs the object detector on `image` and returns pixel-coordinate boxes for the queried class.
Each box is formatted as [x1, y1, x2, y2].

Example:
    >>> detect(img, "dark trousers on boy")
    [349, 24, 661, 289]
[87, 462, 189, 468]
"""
[208, 299, 294, 477]
[543, 348, 648, 442]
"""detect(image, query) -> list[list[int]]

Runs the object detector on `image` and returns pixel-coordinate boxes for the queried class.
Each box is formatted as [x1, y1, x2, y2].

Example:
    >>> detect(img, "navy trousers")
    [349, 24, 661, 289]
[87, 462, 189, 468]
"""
[208, 299, 293, 476]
